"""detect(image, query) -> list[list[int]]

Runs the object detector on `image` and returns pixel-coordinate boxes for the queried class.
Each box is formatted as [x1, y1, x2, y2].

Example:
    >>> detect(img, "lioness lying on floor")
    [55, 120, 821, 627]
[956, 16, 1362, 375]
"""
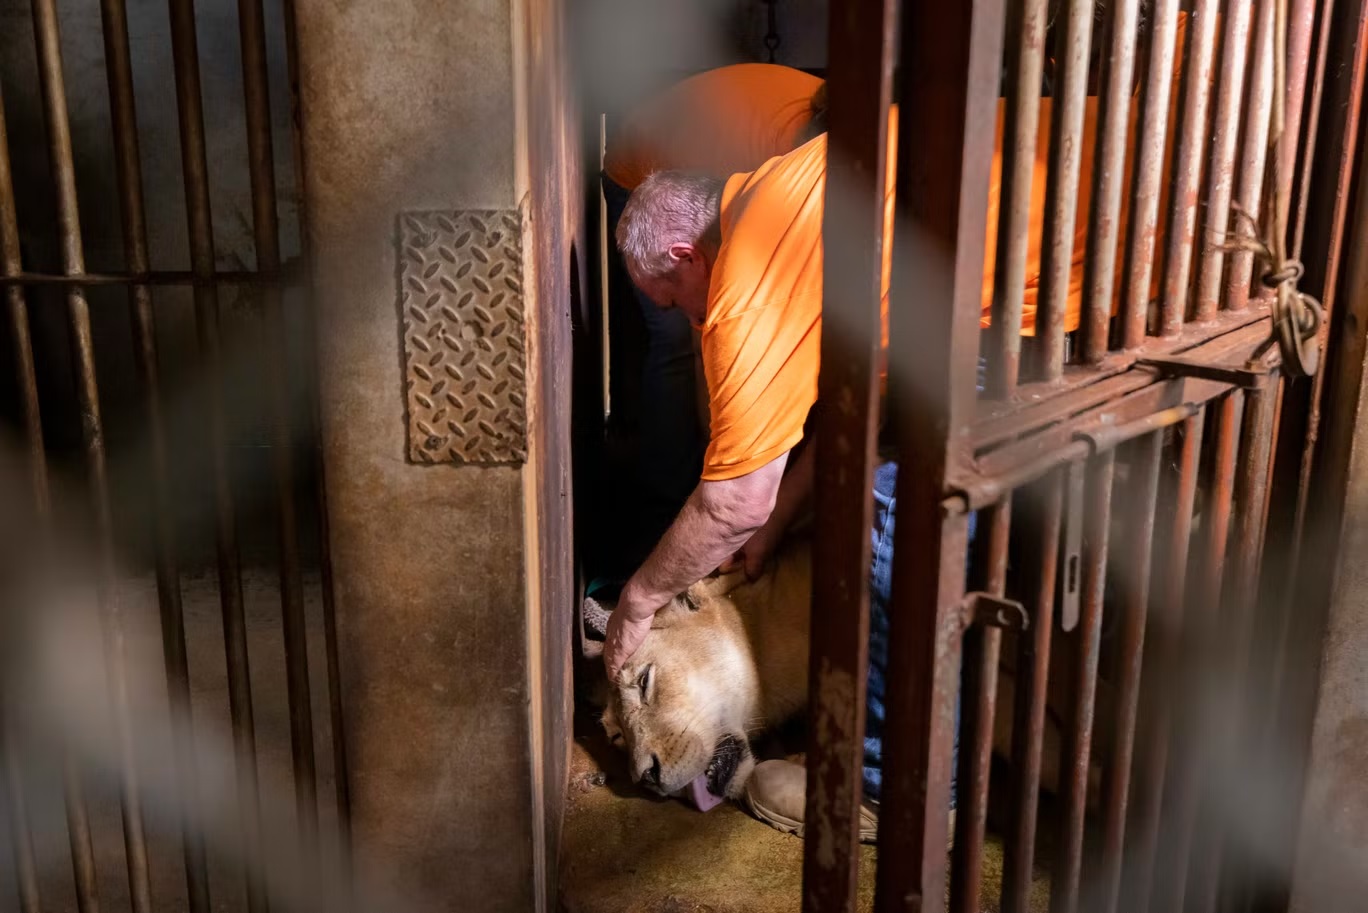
[584, 531, 1112, 813]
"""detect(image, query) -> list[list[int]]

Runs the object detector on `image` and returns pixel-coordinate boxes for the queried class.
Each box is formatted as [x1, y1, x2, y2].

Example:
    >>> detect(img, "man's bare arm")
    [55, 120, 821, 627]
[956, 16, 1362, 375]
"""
[603, 452, 787, 677]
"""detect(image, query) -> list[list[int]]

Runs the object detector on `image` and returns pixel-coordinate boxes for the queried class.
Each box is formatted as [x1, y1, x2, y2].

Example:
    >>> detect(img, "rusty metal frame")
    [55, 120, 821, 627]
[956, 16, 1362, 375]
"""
[0, 0, 347, 909]
[806, 0, 1350, 910]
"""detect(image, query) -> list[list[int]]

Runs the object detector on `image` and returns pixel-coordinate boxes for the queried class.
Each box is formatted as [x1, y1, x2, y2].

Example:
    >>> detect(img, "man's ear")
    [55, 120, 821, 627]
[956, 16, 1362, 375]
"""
[667, 241, 697, 265]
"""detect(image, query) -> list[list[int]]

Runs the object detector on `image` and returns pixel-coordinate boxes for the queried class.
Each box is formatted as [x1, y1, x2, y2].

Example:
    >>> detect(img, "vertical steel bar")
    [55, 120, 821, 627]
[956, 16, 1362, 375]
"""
[1037, 0, 1096, 379]
[1096, 431, 1164, 913]
[1121, 0, 1182, 347]
[1, 86, 98, 913]
[1, 711, 40, 913]
[1081, 0, 1142, 363]
[280, 0, 354, 857]
[238, 0, 320, 869]
[1188, 382, 1278, 913]
[1291, 0, 1333, 260]
[1193, 1, 1255, 320]
[1001, 474, 1064, 913]
[950, 501, 1011, 913]
[1122, 409, 1204, 913]
[1152, 392, 1242, 913]
[1158, 0, 1221, 335]
[96, 1, 211, 909]
[1049, 453, 1115, 913]
[802, 0, 896, 908]
[986, 0, 1048, 396]
[30, 1, 153, 909]
[874, 0, 990, 908]
[164, 2, 267, 910]
[1224, 0, 1276, 312]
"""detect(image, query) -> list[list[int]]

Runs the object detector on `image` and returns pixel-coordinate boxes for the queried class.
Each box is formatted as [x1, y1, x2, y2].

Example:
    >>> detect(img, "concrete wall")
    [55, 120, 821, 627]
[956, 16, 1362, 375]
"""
[290, 0, 575, 909]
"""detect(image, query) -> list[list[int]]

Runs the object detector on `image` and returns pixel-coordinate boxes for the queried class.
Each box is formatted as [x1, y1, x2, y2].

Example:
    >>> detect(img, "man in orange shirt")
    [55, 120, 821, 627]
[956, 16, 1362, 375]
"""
[601, 64, 824, 553]
[602, 121, 931, 840]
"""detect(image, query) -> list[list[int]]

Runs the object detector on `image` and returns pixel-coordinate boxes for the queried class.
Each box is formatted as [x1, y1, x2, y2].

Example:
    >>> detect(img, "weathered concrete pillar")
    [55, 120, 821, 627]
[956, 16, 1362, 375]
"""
[291, 1, 574, 910]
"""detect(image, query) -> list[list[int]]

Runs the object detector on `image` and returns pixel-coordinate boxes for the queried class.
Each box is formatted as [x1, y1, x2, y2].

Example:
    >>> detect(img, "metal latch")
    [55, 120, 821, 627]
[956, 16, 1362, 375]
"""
[962, 592, 1028, 631]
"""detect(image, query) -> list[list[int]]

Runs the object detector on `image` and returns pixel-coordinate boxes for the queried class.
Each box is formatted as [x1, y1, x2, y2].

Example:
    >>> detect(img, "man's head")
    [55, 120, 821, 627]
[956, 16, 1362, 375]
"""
[616, 171, 724, 324]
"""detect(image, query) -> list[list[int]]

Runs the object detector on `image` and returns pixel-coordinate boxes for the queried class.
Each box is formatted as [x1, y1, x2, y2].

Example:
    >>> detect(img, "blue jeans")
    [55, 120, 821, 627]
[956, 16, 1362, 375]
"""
[601, 174, 708, 522]
[866, 371, 983, 807]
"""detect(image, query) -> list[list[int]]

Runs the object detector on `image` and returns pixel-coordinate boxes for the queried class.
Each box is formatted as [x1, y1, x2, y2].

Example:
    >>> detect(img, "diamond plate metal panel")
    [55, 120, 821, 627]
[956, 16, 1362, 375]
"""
[399, 209, 528, 464]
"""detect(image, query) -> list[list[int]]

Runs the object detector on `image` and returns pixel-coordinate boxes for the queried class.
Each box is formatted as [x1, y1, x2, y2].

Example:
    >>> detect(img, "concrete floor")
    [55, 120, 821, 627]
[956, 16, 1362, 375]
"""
[558, 714, 1052, 913]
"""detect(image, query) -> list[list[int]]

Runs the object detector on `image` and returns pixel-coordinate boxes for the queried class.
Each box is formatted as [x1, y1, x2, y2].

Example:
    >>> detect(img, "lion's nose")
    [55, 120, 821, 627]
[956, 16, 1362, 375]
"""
[637, 754, 662, 790]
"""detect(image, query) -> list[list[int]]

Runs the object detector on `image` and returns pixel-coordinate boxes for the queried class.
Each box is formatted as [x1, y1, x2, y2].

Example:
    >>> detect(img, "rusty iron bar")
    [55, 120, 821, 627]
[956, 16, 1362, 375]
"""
[2, 87, 98, 912]
[1036, 0, 1095, 379]
[1225, 0, 1277, 312]
[1081, 0, 1142, 363]
[0, 268, 294, 287]
[98, 0, 211, 908]
[802, 0, 896, 907]
[1158, 0, 1221, 335]
[986, 0, 1048, 396]
[1188, 381, 1279, 913]
[1001, 473, 1064, 913]
[1292, 0, 1338, 260]
[32, 0, 155, 909]
[950, 500, 1011, 913]
[281, 0, 354, 860]
[974, 301, 1271, 445]
[1, 711, 40, 913]
[1262, 0, 1368, 784]
[1194, 0, 1256, 320]
[1283, 0, 1320, 253]
[1049, 453, 1115, 913]
[874, 0, 993, 908]
[238, 0, 321, 874]
[1095, 431, 1164, 913]
[1120, 408, 1204, 913]
[1152, 391, 1243, 913]
[165, 1, 268, 910]
[1121, 0, 1183, 347]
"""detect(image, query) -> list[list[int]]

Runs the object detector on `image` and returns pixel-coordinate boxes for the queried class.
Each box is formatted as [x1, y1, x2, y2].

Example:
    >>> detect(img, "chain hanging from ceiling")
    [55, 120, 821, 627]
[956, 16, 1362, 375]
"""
[762, 0, 781, 63]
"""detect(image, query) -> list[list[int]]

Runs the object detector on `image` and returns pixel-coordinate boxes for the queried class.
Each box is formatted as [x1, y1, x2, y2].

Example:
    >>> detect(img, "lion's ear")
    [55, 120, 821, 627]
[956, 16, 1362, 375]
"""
[651, 591, 703, 629]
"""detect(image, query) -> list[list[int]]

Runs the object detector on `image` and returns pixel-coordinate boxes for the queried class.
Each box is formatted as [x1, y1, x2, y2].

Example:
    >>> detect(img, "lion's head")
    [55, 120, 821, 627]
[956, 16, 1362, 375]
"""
[584, 579, 762, 806]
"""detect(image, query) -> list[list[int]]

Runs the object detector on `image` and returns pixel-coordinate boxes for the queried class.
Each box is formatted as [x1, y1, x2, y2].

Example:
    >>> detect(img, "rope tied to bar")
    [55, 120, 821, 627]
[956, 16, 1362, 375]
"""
[1218, 0, 1321, 376]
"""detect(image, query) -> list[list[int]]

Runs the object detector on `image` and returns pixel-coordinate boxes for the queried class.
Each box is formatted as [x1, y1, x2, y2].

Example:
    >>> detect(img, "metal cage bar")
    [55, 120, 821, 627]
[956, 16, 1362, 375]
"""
[1121, 0, 1183, 347]
[1001, 473, 1063, 913]
[1152, 391, 1243, 912]
[949, 500, 1011, 913]
[98, 0, 212, 907]
[873, 0, 993, 908]
[1081, 0, 1142, 363]
[1225, 0, 1277, 312]
[801, 0, 896, 907]
[1194, 0, 1256, 320]
[987, 0, 1048, 396]
[1122, 408, 1205, 913]
[1158, 0, 1221, 335]
[237, 0, 322, 876]
[1049, 452, 1115, 913]
[31, 0, 156, 908]
[1036, 0, 1095, 379]
[1097, 430, 1164, 913]
[165, 1, 269, 909]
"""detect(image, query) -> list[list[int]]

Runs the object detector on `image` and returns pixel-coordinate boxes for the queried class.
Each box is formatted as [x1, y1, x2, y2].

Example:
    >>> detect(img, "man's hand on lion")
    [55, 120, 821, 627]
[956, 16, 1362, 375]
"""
[718, 518, 781, 581]
[604, 604, 654, 681]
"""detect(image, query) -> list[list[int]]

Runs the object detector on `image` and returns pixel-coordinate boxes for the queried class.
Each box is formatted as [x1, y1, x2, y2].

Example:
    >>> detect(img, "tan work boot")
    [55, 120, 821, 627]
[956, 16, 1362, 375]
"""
[742, 759, 956, 848]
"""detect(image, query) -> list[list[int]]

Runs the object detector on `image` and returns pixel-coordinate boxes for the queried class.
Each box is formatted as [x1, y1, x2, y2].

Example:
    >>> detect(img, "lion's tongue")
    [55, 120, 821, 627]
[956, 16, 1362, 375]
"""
[686, 774, 724, 813]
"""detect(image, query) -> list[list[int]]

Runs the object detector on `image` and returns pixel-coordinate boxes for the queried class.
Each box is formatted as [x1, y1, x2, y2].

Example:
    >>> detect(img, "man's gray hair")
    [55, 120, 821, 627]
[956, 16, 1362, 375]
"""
[616, 170, 724, 279]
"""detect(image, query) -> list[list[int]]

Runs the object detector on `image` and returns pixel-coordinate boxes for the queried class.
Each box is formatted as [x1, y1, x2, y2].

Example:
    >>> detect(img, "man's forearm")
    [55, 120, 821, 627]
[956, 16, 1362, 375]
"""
[619, 455, 787, 619]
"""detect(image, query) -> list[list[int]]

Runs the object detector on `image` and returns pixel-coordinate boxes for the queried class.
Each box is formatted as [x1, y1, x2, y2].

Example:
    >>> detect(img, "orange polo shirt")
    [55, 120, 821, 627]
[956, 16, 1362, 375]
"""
[701, 13, 1195, 480]
[603, 64, 823, 191]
